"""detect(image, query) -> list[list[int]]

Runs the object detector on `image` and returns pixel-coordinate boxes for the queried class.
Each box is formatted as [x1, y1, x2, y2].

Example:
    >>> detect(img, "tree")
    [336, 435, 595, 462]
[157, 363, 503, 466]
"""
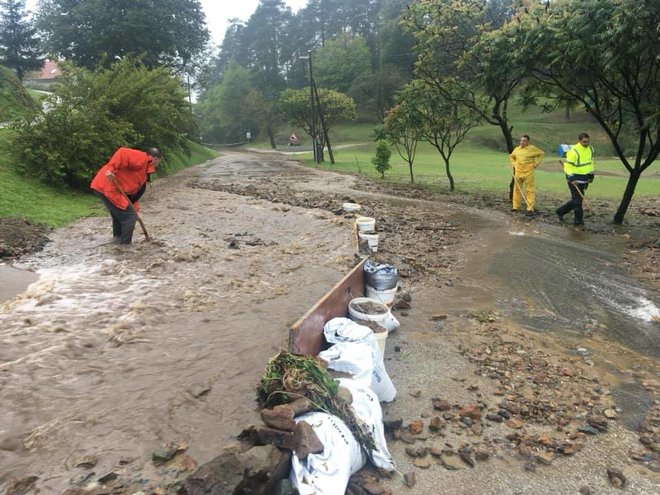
[382, 100, 423, 183]
[403, 0, 520, 153]
[278, 87, 357, 161]
[372, 140, 392, 178]
[7, 58, 193, 188]
[315, 34, 371, 95]
[0, 0, 42, 81]
[509, 0, 660, 224]
[403, 80, 481, 191]
[196, 61, 257, 144]
[36, 0, 209, 70]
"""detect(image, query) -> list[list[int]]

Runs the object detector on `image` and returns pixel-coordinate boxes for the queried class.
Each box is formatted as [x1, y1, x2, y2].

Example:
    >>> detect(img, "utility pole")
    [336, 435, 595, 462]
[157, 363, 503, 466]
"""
[308, 50, 319, 164]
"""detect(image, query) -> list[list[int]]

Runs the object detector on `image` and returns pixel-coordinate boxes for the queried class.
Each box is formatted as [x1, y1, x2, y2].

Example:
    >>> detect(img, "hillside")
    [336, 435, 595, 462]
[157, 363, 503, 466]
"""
[0, 65, 36, 121]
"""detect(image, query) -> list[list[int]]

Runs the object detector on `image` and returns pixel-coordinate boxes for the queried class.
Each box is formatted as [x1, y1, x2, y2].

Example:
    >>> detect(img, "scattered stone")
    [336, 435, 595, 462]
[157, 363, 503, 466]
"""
[458, 404, 481, 420]
[409, 389, 422, 398]
[404, 471, 416, 488]
[577, 425, 600, 435]
[6, 476, 38, 495]
[474, 447, 491, 462]
[73, 455, 98, 469]
[606, 468, 626, 488]
[413, 456, 434, 469]
[533, 451, 554, 465]
[405, 445, 428, 458]
[459, 450, 475, 467]
[506, 418, 525, 429]
[383, 416, 403, 431]
[523, 461, 536, 472]
[98, 472, 119, 483]
[69, 472, 94, 486]
[579, 486, 592, 495]
[432, 399, 451, 411]
[294, 421, 324, 460]
[409, 420, 424, 434]
[398, 431, 417, 444]
[440, 454, 465, 470]
[428, 416, 444, 432]
[587, 415, 608, 432]
[430, 314, 448, 321]
[261, 405, 296, 431]
[604, 408, 618, 419]
[152, 446, 179, 465]
[486, 413, 504, 423]
[189, 383, 212, 398]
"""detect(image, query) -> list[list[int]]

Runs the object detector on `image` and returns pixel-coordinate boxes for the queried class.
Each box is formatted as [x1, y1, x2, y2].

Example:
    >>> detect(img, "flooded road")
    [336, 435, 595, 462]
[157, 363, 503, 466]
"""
[0, 151, 657, 493]
[0, 153, 357, 492]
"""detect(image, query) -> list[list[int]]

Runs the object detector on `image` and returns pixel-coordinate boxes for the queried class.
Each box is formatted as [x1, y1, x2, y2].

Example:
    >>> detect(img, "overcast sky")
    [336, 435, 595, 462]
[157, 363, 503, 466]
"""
[205, 0, 308, 45]
[26, 1, 309, 46]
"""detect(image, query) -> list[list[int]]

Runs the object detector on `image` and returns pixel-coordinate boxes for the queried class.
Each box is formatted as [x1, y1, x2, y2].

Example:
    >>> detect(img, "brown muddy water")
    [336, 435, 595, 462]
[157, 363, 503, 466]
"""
[0, 151, 657, 493]
[0, 153, 357, 492]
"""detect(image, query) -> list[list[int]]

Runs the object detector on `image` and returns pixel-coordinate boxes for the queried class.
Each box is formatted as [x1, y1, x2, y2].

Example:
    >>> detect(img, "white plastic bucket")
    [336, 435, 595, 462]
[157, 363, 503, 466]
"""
[343, 202, 361, 213]
[358, 232, 379, 252]
[355, 216, 376, 232]
[366, 284, 397, 306]
[348, 297, 400, 332]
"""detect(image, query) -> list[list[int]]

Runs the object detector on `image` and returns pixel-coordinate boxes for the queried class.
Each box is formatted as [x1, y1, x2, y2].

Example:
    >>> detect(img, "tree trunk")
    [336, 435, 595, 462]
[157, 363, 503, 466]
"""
[613, 168, 642, 225]
[408, 161, 414, 184]
[267, 127, 276, 149]
[445, 159, 454, 191]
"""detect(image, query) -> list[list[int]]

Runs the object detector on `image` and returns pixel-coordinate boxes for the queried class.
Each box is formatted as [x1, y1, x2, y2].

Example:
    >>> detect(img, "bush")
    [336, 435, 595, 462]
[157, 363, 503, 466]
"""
[5, 58, 195, 189]
[372, 140, 392, 178]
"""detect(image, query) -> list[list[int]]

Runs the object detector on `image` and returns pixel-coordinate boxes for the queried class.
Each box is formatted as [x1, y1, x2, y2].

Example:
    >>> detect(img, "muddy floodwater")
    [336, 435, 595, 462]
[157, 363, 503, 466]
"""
[0, 151, 658, 494]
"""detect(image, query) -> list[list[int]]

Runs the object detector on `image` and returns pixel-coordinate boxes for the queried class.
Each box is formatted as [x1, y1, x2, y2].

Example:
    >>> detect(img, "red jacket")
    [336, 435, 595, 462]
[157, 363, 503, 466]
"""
[90, 148, 157, 210]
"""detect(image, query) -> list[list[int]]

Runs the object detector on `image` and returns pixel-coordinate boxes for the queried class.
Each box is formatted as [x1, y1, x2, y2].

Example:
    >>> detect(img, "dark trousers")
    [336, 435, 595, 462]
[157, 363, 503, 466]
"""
[94, 191, 137, 244]
[556, 181, 589, 225]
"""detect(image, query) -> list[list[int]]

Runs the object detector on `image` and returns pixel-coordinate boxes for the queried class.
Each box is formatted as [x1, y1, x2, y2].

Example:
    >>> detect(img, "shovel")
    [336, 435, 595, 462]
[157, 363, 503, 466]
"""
[107, 174, 151, 241]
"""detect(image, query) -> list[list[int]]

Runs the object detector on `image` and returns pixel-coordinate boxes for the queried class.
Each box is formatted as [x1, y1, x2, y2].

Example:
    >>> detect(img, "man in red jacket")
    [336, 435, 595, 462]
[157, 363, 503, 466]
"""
[91, 147, 161, 244]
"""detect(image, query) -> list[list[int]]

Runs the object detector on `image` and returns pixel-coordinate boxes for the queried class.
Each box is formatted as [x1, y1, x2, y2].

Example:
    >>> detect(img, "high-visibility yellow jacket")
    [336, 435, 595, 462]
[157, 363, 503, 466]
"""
[509, 144, 545, 176]
[563, 143, 595, 176]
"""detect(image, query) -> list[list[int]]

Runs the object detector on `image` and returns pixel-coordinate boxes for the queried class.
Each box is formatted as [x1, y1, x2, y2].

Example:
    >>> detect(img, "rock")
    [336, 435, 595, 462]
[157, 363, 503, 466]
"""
[362, 480, 386, 494]
[261, 406, 296, 431]
[6, 476, 38, 495]
[153, 446, 178, 465]
[606, 467, 626, 488]
[178, 444, 291, 495]
[459, 450, 475, 467]
[98, 471, 119, 483]
[533, 451, 554, 465]
[409, 420, 424, 434]
[383, 415, 403, 431]
[429, 442, 445, 457]
[190, 383, 212, 398]
[428, 416, 444, 432]
[440, 454, 465, 470]
[413, 456, 434, 468]
[506, 418, 525, 429]
[405, 445, 428, 458]
[166, 453, 199, 473]
[288, 397, 314, 416]
[604, 408, 618, 419]
[432, 399, 452, 411]
[409, 389, 422, 398]
[577, 425, 600, 435]
[72, 455, 98, 469]
[587, 415, 608, 432]
[474, 447, 491, 462]
[239, 425, 297, 450]
[294, 421, 324, 459]
[398, 431, 417, 444]
[458, 404, 481, 420]
[486, 413, 504, 423]
[430, 314, 448, 321]
[404, 471, 416, 488]
[579, 486, 592, 494]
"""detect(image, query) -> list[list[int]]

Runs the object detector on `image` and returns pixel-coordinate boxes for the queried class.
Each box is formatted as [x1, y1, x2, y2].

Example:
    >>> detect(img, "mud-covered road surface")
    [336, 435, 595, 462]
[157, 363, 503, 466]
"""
[0, 150, 658, 494]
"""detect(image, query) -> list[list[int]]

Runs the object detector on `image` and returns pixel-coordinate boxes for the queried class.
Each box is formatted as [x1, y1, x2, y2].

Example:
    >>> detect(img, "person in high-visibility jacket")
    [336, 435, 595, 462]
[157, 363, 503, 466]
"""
[509, 134, 545, 215]
[556, 133, 595, 226]
[91, 147, 162, 244]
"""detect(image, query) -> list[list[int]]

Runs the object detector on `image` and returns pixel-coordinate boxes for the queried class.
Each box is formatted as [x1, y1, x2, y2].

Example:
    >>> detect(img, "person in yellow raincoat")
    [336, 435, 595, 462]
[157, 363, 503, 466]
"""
[509, 135, 545, 216]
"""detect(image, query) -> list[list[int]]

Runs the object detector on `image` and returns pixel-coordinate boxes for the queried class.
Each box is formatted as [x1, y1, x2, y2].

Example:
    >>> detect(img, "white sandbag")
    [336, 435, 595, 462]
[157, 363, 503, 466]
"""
[323, 318, 397, 402]
[337, 378, 396, 471]
[290, 412, 367, 495]
[318, 342, 373, 387]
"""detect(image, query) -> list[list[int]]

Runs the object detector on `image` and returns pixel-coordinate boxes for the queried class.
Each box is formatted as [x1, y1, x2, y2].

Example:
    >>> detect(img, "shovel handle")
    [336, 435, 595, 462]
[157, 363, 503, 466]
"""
[107, 173, 151, 241]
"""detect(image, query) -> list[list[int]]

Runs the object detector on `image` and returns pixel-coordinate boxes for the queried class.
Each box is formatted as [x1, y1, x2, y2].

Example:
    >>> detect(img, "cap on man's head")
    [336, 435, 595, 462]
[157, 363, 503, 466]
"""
[147, 147, 162, 159]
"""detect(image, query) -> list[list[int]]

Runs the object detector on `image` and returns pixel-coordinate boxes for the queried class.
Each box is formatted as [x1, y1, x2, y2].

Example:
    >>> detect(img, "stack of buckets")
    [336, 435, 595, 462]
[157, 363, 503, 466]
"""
[351, 260, 400, 357]
[355, 216, 379, 253]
